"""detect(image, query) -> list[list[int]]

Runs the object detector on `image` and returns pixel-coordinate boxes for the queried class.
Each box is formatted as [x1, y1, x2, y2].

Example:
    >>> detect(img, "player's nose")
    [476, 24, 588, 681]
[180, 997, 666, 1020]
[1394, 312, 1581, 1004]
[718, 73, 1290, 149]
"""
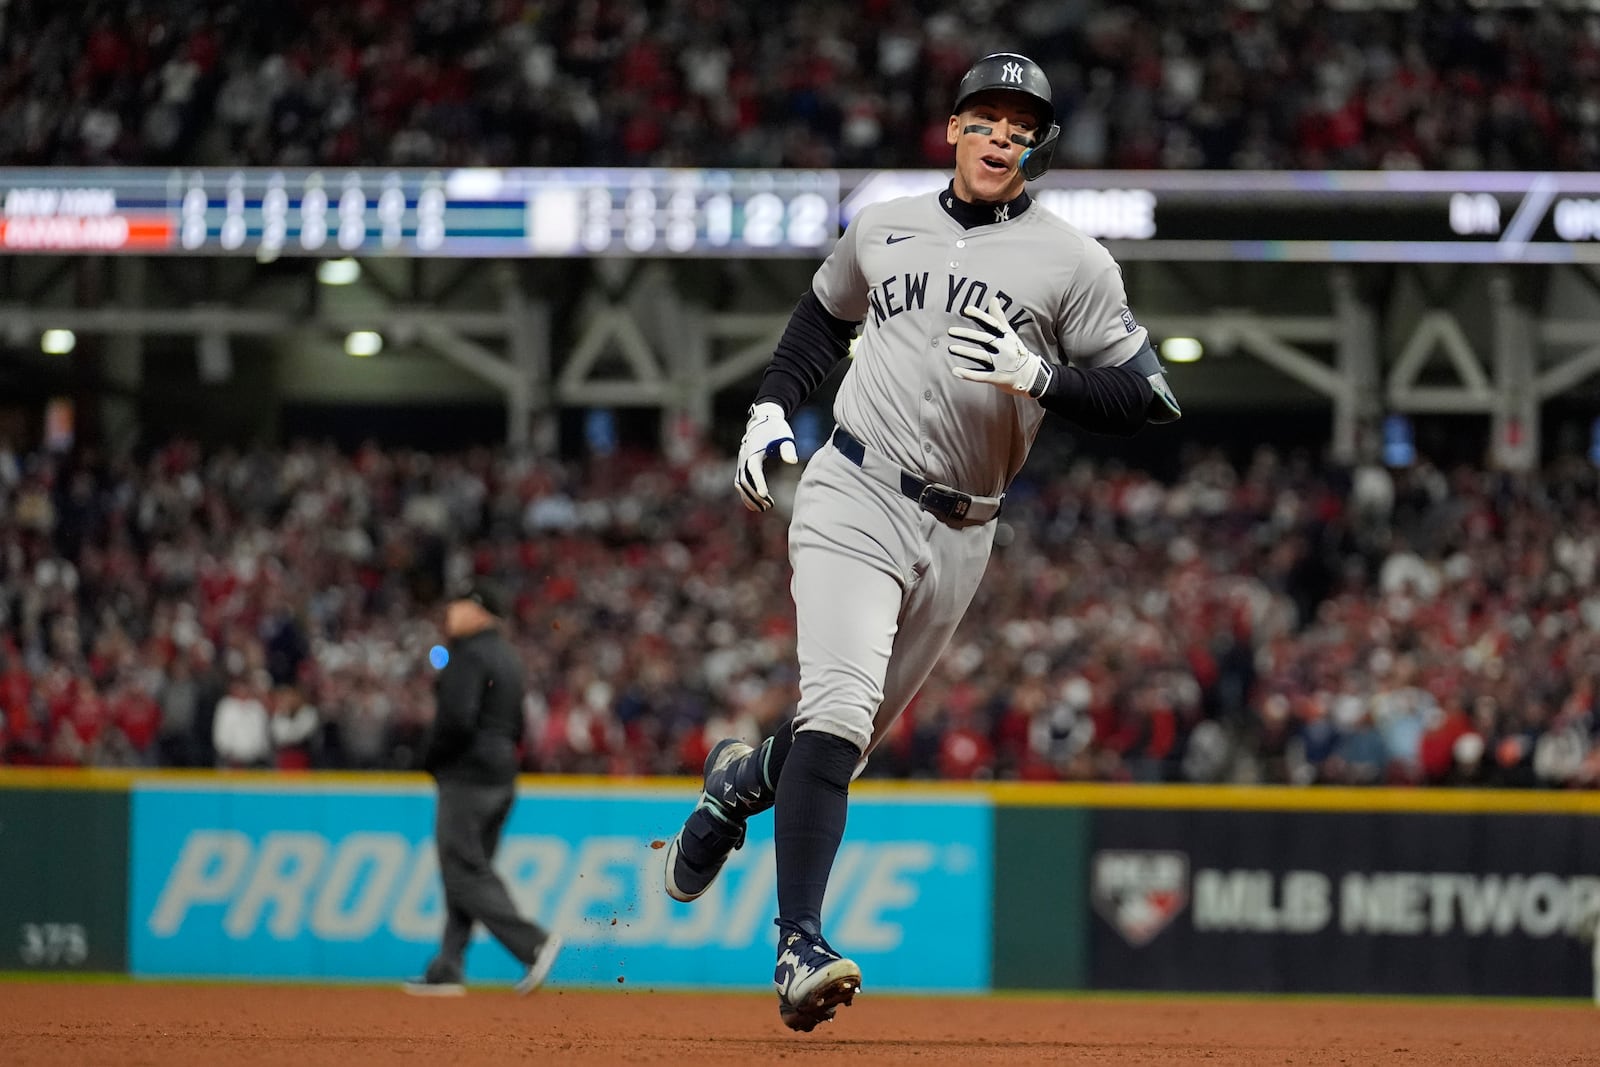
[986, 121, 1018, 149]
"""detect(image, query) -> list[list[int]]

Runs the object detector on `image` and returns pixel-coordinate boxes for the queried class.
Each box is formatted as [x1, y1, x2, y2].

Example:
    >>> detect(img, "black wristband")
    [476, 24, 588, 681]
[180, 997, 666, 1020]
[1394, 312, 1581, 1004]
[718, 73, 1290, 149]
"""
[1028, 362, 1054, 400]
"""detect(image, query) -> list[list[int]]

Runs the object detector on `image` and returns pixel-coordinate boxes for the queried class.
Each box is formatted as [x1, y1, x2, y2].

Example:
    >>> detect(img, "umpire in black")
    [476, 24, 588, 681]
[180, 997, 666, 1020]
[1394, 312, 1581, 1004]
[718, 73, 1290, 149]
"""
[405, 578, 562, 996]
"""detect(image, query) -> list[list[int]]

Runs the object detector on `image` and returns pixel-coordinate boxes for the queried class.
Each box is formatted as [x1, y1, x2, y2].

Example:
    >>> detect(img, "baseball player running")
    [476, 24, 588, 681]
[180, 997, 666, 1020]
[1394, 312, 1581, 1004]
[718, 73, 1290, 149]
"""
[664, 52, 1180, 1032]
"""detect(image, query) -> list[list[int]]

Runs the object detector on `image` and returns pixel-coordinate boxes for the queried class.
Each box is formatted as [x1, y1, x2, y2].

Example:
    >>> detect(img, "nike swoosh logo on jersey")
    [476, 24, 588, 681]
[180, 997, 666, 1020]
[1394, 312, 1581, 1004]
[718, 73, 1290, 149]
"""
[885, 234, 914, 244]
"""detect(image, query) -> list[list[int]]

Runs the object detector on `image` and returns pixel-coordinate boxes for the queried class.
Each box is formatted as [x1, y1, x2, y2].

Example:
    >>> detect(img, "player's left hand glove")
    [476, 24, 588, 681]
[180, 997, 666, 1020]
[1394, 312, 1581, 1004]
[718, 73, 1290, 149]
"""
[947, 295, 1054, 399]
[734, 401, 798, 512]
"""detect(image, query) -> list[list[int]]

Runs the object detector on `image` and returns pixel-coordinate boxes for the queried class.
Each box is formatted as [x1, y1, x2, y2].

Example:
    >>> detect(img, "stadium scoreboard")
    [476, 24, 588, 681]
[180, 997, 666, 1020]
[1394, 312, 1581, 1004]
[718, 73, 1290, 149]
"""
[6, 167, 1600, 263]
[842, 170, 1600, 263]
[0, 168, 841, 258]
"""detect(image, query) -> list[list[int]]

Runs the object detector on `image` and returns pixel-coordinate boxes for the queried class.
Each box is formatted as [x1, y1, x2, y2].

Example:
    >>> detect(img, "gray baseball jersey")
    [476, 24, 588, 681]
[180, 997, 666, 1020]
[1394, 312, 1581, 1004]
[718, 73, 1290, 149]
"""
[814, 190, 1149, 498]
[786, 189, 1150, 757]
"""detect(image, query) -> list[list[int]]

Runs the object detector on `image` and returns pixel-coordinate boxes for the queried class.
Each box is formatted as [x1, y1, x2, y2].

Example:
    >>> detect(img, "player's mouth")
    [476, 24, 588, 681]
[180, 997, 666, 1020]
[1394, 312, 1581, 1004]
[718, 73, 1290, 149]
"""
[980, 153, 1010, 172]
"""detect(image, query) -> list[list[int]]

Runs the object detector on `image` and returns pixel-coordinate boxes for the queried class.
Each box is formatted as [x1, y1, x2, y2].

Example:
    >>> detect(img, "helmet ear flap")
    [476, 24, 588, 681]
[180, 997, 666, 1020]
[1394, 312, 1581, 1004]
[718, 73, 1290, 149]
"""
[1019, 123, 1060, 181]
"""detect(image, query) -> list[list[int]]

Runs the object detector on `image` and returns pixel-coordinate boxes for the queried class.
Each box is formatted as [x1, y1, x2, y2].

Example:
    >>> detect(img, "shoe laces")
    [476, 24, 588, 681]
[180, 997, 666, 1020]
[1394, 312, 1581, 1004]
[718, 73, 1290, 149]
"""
[774, 919, 840, 960]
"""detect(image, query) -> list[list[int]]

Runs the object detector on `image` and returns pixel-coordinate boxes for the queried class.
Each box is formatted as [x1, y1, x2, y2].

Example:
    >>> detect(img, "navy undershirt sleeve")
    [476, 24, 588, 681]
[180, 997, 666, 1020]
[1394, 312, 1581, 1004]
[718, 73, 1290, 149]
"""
[1038, 360, 1153, 436]
[753, 290, 858, 416]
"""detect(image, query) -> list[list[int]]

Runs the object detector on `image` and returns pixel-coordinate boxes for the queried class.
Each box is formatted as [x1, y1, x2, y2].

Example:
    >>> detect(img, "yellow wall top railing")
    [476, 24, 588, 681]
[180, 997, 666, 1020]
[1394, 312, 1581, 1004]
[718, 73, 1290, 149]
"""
[3, 767, 1599, 815]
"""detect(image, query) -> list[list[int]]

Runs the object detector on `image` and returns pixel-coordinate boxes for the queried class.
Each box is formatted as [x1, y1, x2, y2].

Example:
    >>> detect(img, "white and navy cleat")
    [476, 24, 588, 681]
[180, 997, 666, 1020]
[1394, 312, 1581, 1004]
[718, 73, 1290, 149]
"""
[664, 740, 753, 902]
[773, 921, 861, 1032]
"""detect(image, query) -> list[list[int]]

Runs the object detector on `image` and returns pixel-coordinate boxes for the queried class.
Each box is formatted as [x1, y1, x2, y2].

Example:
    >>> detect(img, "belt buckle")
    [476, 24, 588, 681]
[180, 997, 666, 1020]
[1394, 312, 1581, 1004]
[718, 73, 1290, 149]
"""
[917, 482, 970, 521]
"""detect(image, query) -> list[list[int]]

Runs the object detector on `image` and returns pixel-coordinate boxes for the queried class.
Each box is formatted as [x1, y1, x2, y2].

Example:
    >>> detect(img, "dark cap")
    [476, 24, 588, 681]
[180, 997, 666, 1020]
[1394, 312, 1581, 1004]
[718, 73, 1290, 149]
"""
[451, 576, 509, 618]
[952, 52, 1054, 128]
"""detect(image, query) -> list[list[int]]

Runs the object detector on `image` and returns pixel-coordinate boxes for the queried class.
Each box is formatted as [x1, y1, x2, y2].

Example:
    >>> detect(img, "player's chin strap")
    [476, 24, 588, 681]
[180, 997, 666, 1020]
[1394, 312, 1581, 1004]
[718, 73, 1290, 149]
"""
[1019, 124, 1061, 182]
[1126, 342, 1183, 424]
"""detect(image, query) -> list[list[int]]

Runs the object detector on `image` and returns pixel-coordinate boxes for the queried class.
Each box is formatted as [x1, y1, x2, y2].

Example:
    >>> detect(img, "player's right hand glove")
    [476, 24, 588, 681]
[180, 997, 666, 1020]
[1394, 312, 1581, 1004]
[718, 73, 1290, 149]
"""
[734, 401, 798, 512]
[947, 295, 1054, 399]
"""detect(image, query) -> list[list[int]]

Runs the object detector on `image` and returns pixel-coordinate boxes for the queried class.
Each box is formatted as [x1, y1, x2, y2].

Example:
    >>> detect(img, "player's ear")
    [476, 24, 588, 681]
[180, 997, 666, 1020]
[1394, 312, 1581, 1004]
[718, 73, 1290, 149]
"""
[946, 115, 961, 147]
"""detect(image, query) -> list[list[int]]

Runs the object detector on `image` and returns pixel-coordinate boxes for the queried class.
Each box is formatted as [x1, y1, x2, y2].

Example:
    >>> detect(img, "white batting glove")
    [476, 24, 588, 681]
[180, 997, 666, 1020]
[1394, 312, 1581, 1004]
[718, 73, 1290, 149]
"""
[947, 295, 1054, 399]
[734, 401, 798, 512]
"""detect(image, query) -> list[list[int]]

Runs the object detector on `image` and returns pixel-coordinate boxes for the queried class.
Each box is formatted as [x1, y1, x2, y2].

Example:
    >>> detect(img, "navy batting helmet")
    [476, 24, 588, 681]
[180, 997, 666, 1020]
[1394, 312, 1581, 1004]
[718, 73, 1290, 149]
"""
[952, 52, 1060, 181]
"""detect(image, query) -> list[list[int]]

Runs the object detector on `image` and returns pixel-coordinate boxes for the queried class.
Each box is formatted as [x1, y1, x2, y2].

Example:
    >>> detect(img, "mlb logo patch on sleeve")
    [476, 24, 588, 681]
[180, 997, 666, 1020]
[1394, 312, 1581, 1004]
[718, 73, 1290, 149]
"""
[1121, 309, 1138, 333]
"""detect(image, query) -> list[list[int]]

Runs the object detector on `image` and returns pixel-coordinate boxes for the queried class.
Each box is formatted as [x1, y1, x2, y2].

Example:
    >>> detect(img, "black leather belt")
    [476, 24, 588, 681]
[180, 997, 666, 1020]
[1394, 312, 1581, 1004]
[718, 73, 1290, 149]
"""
[830, 427, 1004, 524]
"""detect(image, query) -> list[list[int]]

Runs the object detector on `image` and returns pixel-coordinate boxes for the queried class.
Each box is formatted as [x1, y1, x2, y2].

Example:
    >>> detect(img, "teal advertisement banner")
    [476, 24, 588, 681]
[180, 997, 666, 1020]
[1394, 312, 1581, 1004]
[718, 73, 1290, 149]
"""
[128, 782, 991, 990]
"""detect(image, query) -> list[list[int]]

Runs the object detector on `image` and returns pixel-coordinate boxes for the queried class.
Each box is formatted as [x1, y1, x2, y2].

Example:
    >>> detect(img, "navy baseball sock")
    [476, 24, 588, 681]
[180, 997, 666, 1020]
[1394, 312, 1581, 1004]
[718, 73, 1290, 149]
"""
[721, 721, 795, 816]
[774, 729, 861, 937]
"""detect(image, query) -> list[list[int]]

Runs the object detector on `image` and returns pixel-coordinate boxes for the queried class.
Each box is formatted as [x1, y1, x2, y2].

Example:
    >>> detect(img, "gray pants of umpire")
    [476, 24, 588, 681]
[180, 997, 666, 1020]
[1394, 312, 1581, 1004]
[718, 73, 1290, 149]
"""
[428, 780, 548, 977]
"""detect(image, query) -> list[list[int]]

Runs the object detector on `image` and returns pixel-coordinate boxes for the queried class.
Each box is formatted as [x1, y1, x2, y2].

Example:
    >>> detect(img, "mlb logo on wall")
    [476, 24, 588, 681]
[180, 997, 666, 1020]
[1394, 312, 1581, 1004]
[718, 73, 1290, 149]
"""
[1092, 850, 1189, 947]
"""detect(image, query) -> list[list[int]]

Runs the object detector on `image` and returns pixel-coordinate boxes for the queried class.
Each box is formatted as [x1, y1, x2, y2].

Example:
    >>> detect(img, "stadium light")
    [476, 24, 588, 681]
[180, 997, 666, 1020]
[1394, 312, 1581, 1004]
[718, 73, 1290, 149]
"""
[317, 258, 361, 286]
[1160, 336, 1204, 363]
[40, 329, 76, 355]
[344, 331, 383, 357]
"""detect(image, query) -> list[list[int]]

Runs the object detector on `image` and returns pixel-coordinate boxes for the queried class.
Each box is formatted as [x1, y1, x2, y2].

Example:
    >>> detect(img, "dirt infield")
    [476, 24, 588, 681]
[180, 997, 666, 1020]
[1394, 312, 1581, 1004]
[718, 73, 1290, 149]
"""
[2, 981, 1595, 1066]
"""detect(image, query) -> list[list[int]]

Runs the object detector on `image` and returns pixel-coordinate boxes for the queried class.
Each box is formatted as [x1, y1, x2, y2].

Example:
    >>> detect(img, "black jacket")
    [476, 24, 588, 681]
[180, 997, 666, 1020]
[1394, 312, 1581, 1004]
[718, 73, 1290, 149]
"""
[423, 627, 525, 785]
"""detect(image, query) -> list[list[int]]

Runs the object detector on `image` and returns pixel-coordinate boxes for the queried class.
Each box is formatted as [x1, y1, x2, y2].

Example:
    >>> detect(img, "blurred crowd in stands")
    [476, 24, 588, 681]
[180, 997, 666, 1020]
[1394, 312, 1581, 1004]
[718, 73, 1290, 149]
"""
[3, 431, 1600, 790]
[3, 0, 1597, 172]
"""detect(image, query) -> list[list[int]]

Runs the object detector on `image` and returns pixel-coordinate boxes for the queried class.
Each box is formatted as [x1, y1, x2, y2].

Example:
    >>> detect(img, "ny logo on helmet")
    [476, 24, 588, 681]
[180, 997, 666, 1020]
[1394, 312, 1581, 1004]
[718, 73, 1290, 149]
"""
[1002, 62, 1024, 83]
